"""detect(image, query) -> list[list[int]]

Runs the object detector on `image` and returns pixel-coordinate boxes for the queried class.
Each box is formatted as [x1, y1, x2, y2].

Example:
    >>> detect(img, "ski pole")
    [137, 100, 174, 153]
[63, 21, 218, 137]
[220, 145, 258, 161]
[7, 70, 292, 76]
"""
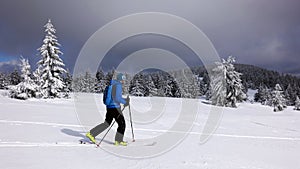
[128, 103, 135, 142]
[97, 106, 126, 147]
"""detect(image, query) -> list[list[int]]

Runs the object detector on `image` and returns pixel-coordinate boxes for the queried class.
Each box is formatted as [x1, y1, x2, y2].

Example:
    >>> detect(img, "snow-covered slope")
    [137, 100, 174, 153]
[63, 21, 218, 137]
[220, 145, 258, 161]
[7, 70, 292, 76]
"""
[0, 90, 299, 169]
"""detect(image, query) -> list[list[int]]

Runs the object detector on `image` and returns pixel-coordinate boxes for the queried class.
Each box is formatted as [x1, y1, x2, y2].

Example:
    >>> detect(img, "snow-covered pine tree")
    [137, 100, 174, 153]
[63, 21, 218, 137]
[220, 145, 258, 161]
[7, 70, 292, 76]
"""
[130, 73, 145, 96]
[179, 70, 200, 98]
[198, 77, 208, 96]
[82, 71, 96, 93]
[294, 96, 300, 111]
[164, 80, 173, 97]
[95, 68, 106, 93]
[122, 73, 131, 95]
[143, 75, 153, 96]
[171, 69, 194, 98]
[72, 72, 95, 93]
[173, 84, 181, 98]
[272, 84, 287, 112]
[154, 72, 166, 97]
[254, 84, 272, 105]
[106, 69, 115, 85]
[0, 72, 9, 89]
[130, 80, 144, 96]
[225, 56, 247, 107]
[161, 74, 173, 97]
[284, 84, 297, 106]
[9, 57, 37, 99]
[254, 84, 263, 103]
[9, 69, 21, 86]
[72, 74, 84, 92]
[210, 56, 246, 107]
[0, 73, 6, 89]
[210, 61, 226, 106]
[62, 69, 72, 98]
[190, 74, 201, 98]
[205, 85, 212, 100]
[37, 19, 66, 98]
[33, 65, 43, 98]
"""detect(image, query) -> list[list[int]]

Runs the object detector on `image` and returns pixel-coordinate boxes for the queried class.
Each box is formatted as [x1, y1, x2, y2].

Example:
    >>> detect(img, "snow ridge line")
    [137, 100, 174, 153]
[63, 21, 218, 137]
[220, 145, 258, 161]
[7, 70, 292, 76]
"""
[134, 128, 300, 141]
[0, 141, 93, 147]
[1, 120, 299, 141]
[0, 119, 83, 128]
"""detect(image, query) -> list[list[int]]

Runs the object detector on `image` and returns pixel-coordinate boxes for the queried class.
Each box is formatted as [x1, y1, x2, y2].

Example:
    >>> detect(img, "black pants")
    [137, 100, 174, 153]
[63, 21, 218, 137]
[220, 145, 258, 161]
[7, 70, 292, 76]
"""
[90, 108, 126, 142]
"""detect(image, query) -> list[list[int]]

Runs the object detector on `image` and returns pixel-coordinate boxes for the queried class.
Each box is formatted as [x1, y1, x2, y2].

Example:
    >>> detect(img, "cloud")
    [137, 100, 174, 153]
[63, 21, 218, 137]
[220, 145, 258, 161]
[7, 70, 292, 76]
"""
[0, 0, 299, 75]
[0, 60, 19, 72]
[0, 60, 19, 67]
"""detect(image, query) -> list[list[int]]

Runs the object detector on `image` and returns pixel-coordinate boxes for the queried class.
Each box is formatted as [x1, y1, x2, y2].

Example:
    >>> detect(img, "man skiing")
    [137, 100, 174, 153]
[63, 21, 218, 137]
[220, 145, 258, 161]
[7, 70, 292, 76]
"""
[86, 73, 130, 146]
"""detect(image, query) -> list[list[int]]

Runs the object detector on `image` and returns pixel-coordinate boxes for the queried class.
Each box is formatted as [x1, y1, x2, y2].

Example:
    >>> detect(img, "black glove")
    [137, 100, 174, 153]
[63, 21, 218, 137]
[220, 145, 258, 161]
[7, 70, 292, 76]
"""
[124, 96, 130, 107]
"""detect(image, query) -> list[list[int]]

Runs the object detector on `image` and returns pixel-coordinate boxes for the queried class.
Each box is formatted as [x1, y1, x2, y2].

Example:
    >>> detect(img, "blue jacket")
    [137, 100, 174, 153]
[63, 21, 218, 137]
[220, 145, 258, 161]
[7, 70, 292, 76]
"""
[106, 80, 127, 109]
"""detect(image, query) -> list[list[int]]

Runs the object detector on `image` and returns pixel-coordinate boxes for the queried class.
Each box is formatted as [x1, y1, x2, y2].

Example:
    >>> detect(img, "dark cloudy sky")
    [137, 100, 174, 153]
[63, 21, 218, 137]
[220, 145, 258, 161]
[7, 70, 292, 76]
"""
[0, 0, 299, 75]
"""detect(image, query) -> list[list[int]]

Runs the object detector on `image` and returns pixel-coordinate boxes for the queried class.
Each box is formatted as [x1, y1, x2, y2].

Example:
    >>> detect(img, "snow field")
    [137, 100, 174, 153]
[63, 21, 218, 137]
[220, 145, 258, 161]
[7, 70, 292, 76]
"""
[0, 91, 300, 169]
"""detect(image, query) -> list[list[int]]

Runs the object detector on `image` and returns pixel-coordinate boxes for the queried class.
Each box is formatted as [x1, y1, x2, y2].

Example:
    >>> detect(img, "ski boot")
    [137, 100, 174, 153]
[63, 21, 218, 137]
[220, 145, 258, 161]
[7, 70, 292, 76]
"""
[86, 132, 96, 144]
[114, 141, 127, 146]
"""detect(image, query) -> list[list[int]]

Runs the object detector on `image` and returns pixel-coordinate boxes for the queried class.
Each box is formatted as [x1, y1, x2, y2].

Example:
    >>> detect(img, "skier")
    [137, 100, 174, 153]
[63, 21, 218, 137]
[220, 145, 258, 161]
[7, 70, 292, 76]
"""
[86, 73, 130, 146]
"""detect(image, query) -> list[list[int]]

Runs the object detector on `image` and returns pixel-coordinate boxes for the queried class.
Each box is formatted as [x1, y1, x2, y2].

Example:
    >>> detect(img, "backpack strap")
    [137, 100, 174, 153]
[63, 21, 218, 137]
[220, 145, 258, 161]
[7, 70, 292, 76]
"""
[111, 84, 117, 101]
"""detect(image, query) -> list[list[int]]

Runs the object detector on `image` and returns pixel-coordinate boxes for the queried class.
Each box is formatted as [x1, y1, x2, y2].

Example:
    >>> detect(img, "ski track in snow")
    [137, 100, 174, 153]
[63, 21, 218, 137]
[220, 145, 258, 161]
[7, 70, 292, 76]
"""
[0, 119, 83, 128]
[250, 121, 299, 133]
[0, 141, 94, 147]
[0, 118, 299, 149]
